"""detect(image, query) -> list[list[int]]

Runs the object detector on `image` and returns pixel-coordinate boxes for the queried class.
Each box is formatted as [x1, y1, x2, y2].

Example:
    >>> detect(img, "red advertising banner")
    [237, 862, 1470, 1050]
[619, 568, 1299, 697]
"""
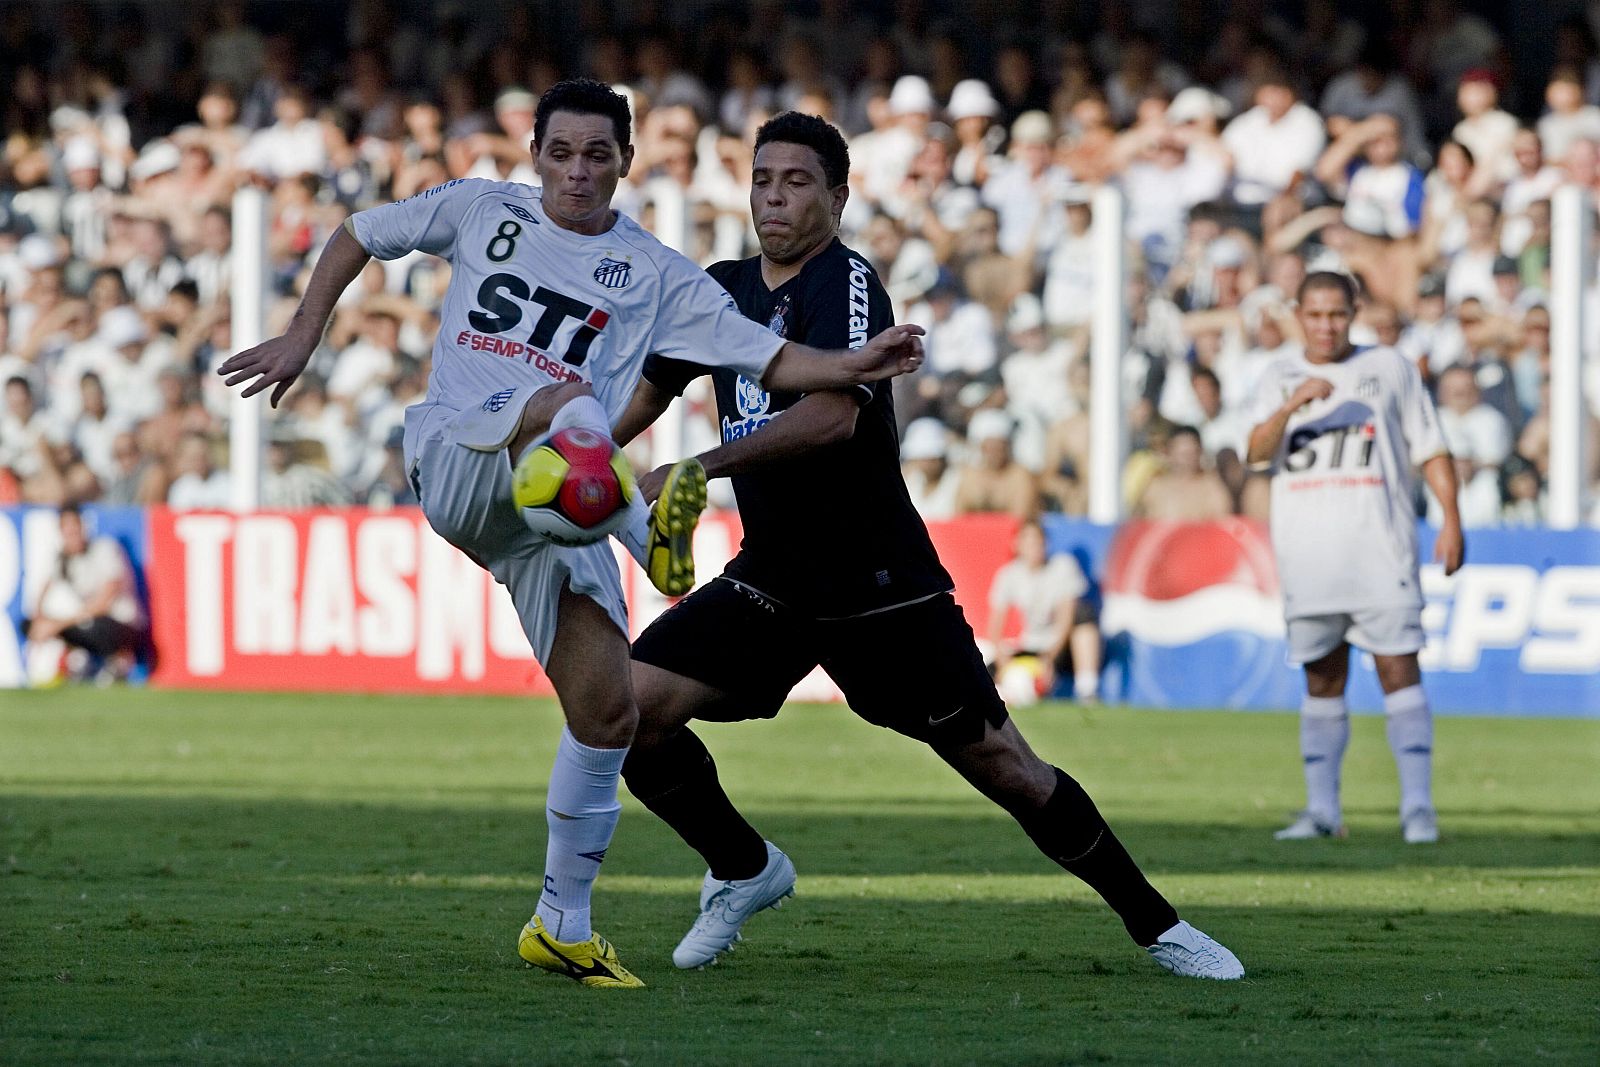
[145, 507, 1019, 695]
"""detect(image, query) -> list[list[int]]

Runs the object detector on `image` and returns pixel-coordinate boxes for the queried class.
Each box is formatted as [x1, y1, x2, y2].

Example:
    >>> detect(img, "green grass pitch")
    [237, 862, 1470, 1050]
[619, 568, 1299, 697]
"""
[2, 690, 1596, 1065]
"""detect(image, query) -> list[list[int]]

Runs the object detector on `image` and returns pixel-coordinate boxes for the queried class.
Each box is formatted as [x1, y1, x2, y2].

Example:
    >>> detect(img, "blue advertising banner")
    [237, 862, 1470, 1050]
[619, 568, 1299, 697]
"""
[1059, 516, 1600, 717]
[1, 506, 149, 688]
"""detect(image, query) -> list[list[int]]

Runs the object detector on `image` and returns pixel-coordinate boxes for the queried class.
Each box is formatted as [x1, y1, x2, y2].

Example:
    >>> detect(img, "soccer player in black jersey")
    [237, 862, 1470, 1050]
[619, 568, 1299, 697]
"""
[612, 112, 1243, 980]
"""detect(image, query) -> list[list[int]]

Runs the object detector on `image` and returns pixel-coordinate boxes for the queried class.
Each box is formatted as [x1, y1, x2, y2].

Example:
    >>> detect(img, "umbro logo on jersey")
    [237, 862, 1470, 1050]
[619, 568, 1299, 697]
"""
[482, 388, 516, 412]
[594, 257, 632, 289]
[502, 202, 539, 224]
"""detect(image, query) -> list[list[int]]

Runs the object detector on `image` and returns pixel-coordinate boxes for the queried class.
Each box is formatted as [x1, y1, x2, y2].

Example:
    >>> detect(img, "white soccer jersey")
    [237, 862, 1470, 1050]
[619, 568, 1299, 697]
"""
[349, 178, 787, 460]
[1249, 344, 1448, 618]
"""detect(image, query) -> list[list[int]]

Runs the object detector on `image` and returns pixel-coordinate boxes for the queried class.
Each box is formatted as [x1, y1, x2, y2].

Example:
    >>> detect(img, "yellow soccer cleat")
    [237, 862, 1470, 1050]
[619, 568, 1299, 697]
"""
[646, 457, 707, 597]
[517, 917, 645, 989]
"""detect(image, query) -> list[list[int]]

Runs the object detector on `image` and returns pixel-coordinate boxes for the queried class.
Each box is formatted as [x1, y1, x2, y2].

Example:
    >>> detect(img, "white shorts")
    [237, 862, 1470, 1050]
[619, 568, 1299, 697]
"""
[409, 404, 627, 665]
[1286, 606, 1425, 665]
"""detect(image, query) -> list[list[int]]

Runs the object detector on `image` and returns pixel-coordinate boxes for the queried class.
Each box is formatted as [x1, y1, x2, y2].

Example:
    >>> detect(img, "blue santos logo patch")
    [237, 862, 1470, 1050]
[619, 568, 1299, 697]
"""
[483, 388, 517, 412]
[593, 257, 631, 289]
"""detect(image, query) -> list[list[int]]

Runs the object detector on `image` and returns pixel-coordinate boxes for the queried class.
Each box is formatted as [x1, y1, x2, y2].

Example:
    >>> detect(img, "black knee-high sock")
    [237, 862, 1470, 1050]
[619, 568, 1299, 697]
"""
[622, 728, 768, 881]
[1013, 767, 1179, 946]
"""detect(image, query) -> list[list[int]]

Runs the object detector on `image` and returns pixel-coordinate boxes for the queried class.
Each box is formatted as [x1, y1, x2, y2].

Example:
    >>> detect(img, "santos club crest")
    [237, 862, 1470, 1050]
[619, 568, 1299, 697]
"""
[593, 257, 631, 289]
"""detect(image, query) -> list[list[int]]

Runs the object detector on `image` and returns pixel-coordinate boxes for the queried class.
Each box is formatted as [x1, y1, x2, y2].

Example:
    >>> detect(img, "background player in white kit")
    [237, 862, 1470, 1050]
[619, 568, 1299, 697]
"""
[1247, 272, 1464, 845]
[218, 79, 923, 989]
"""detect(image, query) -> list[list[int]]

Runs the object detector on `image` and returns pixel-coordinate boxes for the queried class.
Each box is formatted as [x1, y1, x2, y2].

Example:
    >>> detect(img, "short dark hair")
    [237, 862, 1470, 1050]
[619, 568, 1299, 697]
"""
[1169, 425, 1202, 446]
[754, 111, 851, 189]
[535, 78, 632, 147]
[1191, 366, 1220, 390]
[1297, 270, 1358, 307]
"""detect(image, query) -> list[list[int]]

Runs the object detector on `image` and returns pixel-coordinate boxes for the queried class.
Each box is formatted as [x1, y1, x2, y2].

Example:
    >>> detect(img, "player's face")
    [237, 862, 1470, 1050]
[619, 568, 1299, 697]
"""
[750, 141, 846, 266]
[535, 110, 634, 236]
[1296, 286, 1354, 362]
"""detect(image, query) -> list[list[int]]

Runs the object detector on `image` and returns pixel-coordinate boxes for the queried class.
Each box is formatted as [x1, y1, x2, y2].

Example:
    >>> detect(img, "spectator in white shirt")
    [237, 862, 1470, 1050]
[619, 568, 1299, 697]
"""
[166, 431, 232, 510]
[1445, 200, 1501, 308]
[987, 520, 1100, 703]
[1221, 72, 1326, 209]
[908, 272, 998, 381]
[67, 372, 125, 485]
[1537, 67, 1600, 164]
[946, 79, 1003, 188]
[1451, 69, 1518, 184]
[1499, 129, 1564, 256]
[1, 376, 56, 483]
[899, 417, 961, 521]
[1118, 94, 1231, 271]
[24, 505, 147, 679]
[239, 85, 327, 180]
[1316, 113, 1425, 240]
[981, 110, 1071, 257]
[1435, 364, 1511, 527]
[1041, 192, 1096, 330]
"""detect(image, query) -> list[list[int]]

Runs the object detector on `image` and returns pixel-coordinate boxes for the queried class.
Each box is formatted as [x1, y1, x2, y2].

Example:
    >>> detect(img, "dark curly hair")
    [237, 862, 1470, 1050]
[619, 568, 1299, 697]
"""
[753, 111, 851, 188]
[535, 78, 632, 147]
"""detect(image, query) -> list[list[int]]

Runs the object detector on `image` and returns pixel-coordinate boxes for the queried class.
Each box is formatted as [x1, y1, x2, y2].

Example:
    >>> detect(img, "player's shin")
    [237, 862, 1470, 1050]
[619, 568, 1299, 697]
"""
[1384, 684, 1433, 816]
[622, 728, 768, 881]
[535, 727, 628, 943]
[1013, 767, 1179, 947]
[1301, 694, 1350, 824]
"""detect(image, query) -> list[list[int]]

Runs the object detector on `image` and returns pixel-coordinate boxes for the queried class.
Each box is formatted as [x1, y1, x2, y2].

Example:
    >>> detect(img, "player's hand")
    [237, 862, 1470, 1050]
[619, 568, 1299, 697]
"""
[1286, 377, 1334, 411]
[1434, 520, 1465, 576]
[637, 463, 671, 505]
[848, 324, 926, 382]
[217, 334, 316, 407]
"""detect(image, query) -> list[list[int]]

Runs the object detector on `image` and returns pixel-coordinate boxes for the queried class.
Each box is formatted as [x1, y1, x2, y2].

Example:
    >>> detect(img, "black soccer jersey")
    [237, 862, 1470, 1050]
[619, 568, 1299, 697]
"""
[643, 238, 952, 617]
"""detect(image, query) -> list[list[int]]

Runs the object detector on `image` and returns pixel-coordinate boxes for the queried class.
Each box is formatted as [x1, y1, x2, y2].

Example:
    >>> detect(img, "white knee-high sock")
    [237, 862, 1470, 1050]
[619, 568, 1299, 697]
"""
[549, 394, 610, 437]
[1384, 684, 1433, 816]
[534, 728, 627, 942]
[1301, 694, 1349, 823]
[615, 493, 650, 570]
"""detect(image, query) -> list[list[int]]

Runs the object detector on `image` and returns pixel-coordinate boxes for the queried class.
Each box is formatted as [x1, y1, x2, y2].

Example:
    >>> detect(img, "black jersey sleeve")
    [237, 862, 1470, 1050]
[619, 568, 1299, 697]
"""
[641, 352, 704, 397]
[796, 248, 894, 404]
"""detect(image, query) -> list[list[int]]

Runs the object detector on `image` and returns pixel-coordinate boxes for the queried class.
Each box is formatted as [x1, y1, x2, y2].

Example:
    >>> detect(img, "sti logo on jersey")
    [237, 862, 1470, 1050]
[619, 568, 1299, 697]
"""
[723, 374, 774, 442]
[593, 257, 631, 289]
[464, 274, 611, 367]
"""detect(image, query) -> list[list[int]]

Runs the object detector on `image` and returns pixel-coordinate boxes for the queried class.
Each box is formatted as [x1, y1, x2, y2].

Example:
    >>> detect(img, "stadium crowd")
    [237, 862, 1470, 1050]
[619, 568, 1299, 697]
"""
[2, 0, 1599, 527]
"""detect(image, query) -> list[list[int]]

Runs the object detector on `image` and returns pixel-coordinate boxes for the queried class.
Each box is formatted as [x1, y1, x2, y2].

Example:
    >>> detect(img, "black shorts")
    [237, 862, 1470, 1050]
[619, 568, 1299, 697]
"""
[631, 579, 1008, 749]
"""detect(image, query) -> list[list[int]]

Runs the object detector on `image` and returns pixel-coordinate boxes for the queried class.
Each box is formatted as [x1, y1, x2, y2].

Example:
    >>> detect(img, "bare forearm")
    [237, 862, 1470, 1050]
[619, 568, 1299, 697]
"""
[696, 394, 857, 480]
[1423, 453, 1461, 525]
[612, 379, 674, 446]
[762, 343, 868, 393]
[1247, 406, 1295, 465]
[287, 226, 372, 344]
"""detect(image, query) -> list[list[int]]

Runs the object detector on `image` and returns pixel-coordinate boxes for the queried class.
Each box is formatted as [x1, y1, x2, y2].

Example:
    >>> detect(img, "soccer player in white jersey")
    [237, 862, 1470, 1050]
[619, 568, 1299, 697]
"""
[1247, 272, 1464, 845]
[219, 79, 924, 989]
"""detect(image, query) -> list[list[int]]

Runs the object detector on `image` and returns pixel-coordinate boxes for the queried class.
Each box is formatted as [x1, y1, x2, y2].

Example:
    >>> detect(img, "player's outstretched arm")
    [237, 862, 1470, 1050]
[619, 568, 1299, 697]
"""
[761, 324, 925, 394]
[1246, 377, 1334, 465]
[1422, 452, 1465, 575]
[636, 391, 859, 502]
[217, 226, 372, 407]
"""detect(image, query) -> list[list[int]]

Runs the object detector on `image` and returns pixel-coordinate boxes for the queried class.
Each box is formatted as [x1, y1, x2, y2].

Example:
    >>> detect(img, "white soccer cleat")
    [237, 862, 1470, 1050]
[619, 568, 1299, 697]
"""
[1273, 810, 1347, 840]
[674, 841, 797, 969]
[1401, 807, 1439, 844]
[1147, 920, 1245, 980]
